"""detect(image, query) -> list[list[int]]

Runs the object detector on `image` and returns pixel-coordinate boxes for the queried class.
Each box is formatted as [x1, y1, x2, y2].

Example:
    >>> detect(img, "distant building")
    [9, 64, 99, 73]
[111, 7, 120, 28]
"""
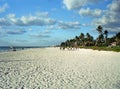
[111, 42, 117, 46]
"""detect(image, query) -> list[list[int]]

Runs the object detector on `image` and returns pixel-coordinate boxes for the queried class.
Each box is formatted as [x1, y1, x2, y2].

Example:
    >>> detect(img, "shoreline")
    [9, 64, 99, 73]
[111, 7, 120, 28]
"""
[0, 47, 120, 54]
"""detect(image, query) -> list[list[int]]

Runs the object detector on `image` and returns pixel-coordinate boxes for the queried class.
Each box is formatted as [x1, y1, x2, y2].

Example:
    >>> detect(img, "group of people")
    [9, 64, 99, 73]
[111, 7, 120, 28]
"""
[60, 42, 79, 50]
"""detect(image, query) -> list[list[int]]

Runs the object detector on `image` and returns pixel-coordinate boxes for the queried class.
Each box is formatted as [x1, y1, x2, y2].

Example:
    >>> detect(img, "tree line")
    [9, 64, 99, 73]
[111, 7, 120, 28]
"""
[60, 25, 120, 49]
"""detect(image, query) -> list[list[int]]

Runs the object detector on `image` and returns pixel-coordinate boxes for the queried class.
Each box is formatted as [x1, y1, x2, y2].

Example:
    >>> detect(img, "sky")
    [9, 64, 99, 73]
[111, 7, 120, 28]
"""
[0, 0, 120, 46]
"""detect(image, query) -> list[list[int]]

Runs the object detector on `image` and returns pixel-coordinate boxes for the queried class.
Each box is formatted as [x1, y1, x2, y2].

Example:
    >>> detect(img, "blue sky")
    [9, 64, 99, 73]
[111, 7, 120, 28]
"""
[0, 0, 120, 46]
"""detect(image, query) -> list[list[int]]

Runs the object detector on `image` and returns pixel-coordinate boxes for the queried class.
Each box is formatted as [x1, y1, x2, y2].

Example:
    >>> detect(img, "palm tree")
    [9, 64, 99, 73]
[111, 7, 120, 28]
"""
[104, 30, 108, 45]
[60, 42, 66, 50]
[96, 25, 104, 46]
[115, 32, 120, 45]
[79, 33, 84, 39]
[75, 36, 79, 46]
[75, 36, 79, 41]
[69, 39, 76, 49]
[79, 33, 85, 46]
[99, 34, 104, 43]
[66, 40, 70, 47]
[86, 33, 94, 46]
[96, 25, 103, 34]
[86, 33, 91, 41]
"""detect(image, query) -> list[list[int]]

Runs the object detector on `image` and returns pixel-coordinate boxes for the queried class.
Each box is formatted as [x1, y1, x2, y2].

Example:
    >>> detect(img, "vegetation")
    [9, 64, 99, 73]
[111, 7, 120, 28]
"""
[60, 25, 120, 52]
[80, 46, 120, 52]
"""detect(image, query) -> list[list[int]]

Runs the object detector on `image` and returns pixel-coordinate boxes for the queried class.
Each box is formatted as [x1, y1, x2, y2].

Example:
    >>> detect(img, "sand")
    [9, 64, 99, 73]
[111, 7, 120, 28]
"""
[0, 47, 120, 89]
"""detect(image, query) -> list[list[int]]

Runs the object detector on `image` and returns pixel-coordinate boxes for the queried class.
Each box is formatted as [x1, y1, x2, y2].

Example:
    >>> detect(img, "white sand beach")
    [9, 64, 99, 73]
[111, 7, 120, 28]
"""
[0, 47, 120, 89]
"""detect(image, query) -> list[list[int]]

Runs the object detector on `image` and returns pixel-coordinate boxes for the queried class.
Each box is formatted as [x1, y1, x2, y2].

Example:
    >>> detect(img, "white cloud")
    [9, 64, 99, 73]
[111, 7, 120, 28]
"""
[7, 13, 16, 19]
[45, 21, 82, 30]
[12, 15, 56, 26]
[107, 0, 120, 12]
[20, 15, 55, 26]
[93, 0, 120, 32]
[47, 25, 55, 29]
[0, 13, 56, 26]
[0, 28, 26, 35]
[79, 8, 102, 17]
[0, 18, 11, 26]
[63, 0, 87, 10]
[0, 3, 8, 13]
[5, 29, 26, 35]
[29, 33, 50, 38]
[58, 21, 81, 29]
[7, 14, 17, 24]
[1, 13, 82, 30]
[63, 0, 104, 10]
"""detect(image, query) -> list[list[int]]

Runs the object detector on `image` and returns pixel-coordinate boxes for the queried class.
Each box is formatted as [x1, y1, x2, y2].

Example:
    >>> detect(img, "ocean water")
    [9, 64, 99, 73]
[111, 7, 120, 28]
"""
[0, 46, 46, 52]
